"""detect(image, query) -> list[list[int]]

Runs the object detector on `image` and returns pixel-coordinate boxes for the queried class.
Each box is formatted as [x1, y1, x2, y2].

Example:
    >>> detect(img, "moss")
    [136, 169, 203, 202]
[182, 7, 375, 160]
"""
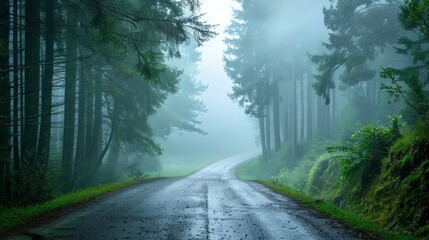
[363, 130, 429, 238]
[258, 180, 418, 240]
[305, 154, 341, 200]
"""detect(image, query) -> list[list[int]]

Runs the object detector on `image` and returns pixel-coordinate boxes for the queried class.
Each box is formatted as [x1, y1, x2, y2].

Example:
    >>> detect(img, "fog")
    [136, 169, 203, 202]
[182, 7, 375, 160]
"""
[159, 0, 330, 167]
[158, 0, 257, 166]
[3, 1, 427, 223]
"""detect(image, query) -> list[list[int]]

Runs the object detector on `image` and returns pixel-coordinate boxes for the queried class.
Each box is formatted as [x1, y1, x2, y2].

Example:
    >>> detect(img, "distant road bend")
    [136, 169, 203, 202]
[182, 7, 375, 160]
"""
[12, 153, 365, 240]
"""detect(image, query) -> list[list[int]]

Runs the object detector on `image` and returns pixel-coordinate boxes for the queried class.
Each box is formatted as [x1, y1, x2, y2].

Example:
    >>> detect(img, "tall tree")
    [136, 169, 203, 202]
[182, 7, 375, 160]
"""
[37, 0, 55, 169]
[224, 0, 274, 160]
[311, 0, 402, 105]
[62, 3, 78, 189]
[381, 0, 429, 123]
[22, 0, 41, 166]
[307, 73, 313, 139]
[12, 0, 20, 181]
[0, 0, 215, 202]
[272, 68, 281, 151]
[0, 0, 11, 199]
[150, 43, 208, 138]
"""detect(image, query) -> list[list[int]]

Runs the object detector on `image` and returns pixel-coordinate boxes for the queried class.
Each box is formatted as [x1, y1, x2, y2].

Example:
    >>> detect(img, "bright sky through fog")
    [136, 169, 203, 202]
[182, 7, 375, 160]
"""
[197, 0, 256, 152]
[161, 0, 257, 158]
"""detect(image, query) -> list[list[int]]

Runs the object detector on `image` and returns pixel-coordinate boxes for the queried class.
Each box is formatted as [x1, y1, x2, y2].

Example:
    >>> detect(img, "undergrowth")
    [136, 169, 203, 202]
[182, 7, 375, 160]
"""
[257, 180, 418, 240]
[237, 117, 429, 239]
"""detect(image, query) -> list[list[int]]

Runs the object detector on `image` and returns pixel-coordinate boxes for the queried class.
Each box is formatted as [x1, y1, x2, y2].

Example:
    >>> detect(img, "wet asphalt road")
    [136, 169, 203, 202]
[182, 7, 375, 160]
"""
[11, 153, 365, 240]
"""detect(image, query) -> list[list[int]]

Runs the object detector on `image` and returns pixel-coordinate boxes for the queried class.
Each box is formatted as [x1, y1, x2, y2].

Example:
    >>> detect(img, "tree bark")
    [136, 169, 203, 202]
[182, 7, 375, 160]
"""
[90, 68, 103, 175]
[73, 68, 86, 183]
[332, 87, 336, 135]
[307, 76, 313, 139]
[0, 0, 11, 200]
[265, 104, 271, 159]
[300, 73, 305, 140]
[37, 0, 55, 169]
[317, 95, 322, 137]
[259, 117, 267, 161]
[62, 5, 78, 190]
[104, 134, 120, 181]
[85, 74, 94, 164]
[292, 61, 297, 162]
[325, 91, 331, 138]
[22, 0, 40, 167]
[12, 0, 20, 177]
[272, 70, 281, 152]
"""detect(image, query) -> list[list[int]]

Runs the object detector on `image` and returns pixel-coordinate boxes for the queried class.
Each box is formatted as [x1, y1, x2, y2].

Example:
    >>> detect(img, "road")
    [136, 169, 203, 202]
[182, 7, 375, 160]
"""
[11, 153, 365, 240]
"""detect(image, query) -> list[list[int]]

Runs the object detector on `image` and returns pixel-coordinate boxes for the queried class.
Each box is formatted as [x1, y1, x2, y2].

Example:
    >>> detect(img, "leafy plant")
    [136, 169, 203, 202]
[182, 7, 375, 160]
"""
[327, 116, 402, 196]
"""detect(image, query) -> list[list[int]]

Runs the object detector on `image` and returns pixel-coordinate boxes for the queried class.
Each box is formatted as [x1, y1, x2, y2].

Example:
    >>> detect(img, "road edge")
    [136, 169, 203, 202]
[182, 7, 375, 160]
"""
[0, 177, 167, 239]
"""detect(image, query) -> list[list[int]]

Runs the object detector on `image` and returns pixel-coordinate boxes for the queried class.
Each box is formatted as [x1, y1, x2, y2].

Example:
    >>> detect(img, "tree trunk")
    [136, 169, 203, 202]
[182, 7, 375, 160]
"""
[265, 105, 271, 159]
[283, 90, 289, 142]
[332, 87, 336, 135]
[283, 80, 292, 143]
[74, 68, 86, 183]
[272, 71, 281, 152]
[325, 91, 331, 138]
[300, 74, 305, 140]
[90, 68, 103, 175]
[307, 76, 313, 139]
[37, 0, 54, 169]
[22, 0, 40, 167]
[12, 0, 20, 177]
[258, 117, 267, 161]
[62, 5, 78, 190]
[19, 0, 24, 162]
[317, 95, 322, 137]
[85, 75, 94, 164]
[292, 61, 297, 162]
[104, 134, 120, 181]
[0, 0, 11, 200]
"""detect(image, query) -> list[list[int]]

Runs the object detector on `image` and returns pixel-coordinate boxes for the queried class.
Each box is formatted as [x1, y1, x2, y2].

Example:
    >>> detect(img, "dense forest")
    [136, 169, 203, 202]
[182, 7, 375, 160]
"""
[227, 0, 429, 237]
[0, 0, 215, 204]
[1, 0, 429, 238]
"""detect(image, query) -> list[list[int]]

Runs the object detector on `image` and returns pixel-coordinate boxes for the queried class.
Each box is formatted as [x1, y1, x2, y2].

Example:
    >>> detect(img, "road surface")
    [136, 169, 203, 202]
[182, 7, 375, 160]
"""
[11, 153, 366, 240]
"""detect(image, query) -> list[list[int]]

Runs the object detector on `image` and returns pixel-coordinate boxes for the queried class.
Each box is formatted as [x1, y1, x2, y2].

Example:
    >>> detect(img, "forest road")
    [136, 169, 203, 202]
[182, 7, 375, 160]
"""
[11, 152, 366, 240]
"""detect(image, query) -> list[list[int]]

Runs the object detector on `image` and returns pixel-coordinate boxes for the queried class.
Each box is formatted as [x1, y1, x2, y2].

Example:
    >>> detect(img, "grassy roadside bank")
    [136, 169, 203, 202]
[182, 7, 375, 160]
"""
[235, 154, 418, 240]
[256, 180, 417, 240]
[0, 177, 164, 237]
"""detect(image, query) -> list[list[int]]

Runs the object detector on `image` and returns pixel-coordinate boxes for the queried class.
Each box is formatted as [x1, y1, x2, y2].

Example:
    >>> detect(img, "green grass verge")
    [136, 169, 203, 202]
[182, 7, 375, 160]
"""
[235, 157, 261, 180]
[0, 178, 161, 234]
[256, 180, 418, 240]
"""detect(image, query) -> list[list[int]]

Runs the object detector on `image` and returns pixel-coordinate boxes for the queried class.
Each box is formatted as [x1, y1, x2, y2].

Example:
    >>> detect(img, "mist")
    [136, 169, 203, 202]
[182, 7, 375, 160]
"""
[1, 0, 429, 238]
[157, 0, 256, 169]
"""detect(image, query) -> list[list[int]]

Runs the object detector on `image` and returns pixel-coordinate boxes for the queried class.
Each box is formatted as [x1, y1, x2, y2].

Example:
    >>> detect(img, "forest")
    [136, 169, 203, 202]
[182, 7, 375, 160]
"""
[227, 0, 429, 237]
[0, 0, 429, 239]
[0, 0, 215, 204]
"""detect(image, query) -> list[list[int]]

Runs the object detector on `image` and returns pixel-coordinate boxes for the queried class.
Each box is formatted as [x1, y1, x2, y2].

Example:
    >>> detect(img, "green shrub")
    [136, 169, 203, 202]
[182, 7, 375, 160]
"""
[363, 126, 429, 236]
[305, 153, 341, 200]
[276, 159, 314, 190]
[327, 116, 401, 197]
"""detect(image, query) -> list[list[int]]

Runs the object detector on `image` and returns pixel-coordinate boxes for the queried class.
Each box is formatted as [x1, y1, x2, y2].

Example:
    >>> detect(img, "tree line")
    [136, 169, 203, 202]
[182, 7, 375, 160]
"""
[0, 0, 215, 204]
[224, 0, 429, 163]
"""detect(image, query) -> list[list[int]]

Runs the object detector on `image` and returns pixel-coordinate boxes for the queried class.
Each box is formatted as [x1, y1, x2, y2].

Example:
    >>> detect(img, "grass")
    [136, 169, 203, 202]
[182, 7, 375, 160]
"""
[0, 178, 161, 235]
[235, 157, 261, 180]
[256, 180, 418, 240]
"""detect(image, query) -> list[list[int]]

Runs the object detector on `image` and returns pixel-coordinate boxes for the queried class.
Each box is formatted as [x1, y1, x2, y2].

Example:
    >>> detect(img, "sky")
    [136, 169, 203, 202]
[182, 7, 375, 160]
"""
[159, 0, 258, 161]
